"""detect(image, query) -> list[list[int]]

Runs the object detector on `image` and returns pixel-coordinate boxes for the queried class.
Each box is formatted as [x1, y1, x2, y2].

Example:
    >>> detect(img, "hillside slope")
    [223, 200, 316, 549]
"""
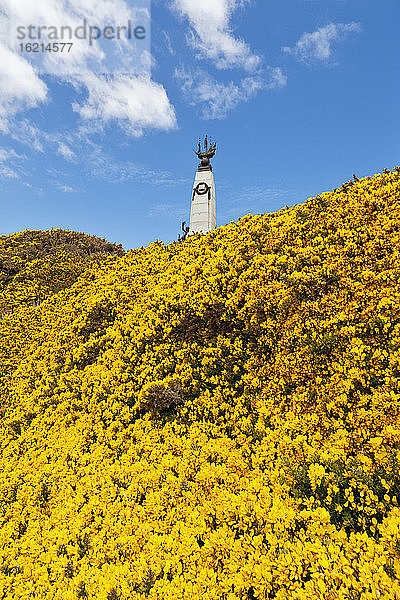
[1, 170, 400, 599]
[0, 229, 124, 316]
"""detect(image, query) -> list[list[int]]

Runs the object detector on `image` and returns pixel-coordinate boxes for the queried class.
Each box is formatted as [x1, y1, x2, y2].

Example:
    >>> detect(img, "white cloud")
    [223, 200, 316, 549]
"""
[0, 148, 24, 162]
[0, 0, 176, 136]
[72, 73, 177, 136]
[162, 31, 175, 56]
[0, 146, 26, 179]
[56, 183, 77, 192]
[9, 121, 75, 155]
[219, 183, 295, 223]
[0, 42, 48, 132]
[85, 143, 188, 186]
[175, 66, 286, 119]
[171, 1, 287, 119]
[283, 22, 362, 64]
[171, 0, 260, 71]
[0, 165, 18, 179]
[57, 143, 77, 161]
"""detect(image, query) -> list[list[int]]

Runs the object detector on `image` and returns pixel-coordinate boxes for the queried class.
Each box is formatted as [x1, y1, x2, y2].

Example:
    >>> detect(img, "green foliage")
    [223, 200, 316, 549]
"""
[290, 453, 400, 537]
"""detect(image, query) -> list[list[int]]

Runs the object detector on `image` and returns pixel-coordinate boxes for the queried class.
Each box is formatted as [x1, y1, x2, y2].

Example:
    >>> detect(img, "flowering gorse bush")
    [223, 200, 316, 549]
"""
[1, 170, 400, 598]
[0, 229, 123, 316]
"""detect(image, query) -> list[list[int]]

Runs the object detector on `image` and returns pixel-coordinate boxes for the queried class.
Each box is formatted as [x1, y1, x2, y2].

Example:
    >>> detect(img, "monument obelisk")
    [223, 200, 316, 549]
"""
[189, 136, 217, 234]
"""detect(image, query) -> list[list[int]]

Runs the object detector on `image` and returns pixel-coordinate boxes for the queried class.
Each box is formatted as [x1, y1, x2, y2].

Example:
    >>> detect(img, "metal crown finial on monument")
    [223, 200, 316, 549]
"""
[195, 135, 217, 172]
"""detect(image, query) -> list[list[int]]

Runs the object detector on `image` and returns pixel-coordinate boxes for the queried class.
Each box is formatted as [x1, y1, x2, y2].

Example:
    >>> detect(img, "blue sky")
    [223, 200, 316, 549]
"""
[0, 0, 399, 250]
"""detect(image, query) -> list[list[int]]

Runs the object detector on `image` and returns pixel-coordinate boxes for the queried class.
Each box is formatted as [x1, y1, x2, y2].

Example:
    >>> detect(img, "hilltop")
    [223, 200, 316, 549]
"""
[1, 170, 400, 599]
[0, 229, 124, 316]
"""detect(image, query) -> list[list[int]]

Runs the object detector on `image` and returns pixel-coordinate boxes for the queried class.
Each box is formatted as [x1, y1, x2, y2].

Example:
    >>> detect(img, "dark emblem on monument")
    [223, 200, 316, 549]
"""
[192, 181, 211, 202]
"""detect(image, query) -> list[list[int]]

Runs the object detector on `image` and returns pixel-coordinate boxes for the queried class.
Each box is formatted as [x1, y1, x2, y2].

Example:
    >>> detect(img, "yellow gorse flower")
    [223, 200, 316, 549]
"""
[0, 170, 400, 597]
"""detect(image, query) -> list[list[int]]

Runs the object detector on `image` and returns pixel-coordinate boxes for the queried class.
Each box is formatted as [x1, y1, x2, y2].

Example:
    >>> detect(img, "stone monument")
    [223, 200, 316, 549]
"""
[189, 136, 217, 235]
